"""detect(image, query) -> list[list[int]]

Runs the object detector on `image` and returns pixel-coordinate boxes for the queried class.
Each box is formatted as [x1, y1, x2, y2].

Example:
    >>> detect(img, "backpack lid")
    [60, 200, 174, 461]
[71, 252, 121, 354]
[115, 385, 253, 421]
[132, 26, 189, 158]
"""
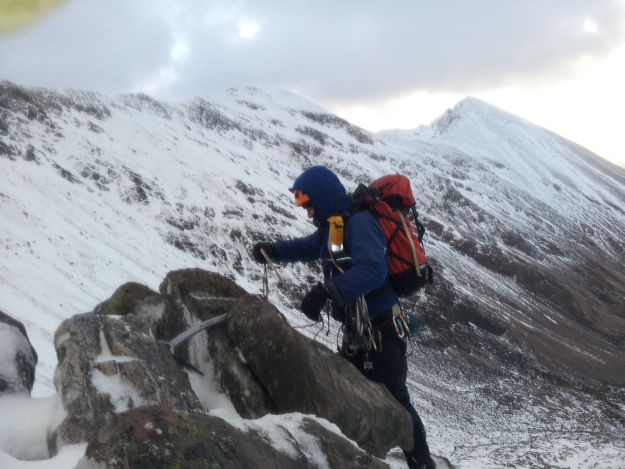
[369, 174, 416, 208]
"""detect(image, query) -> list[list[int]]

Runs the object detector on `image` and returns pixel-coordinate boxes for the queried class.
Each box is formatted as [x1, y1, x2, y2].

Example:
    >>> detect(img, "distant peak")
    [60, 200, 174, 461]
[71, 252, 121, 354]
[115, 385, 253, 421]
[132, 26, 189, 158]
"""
[431, 97, 518, 134]
[453, 96, 513, 115]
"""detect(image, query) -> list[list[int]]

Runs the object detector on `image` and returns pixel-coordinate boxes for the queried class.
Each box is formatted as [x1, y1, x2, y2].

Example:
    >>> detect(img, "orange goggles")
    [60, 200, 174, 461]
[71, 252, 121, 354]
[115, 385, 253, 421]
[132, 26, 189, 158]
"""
[293, 189, 311, 208]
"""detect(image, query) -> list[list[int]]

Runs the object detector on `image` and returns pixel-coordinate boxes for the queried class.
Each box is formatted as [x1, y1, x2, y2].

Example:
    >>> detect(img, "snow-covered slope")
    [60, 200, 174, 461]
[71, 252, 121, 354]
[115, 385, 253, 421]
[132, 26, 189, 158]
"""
[382, 98, 625, 383]
[0, 83, 393, 391]
[1, 82, 624, 468]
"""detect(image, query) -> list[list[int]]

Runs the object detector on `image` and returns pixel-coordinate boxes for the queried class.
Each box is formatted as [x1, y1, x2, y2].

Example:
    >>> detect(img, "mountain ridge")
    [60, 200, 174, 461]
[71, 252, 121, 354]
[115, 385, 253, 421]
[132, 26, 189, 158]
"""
[1, 80, 624, 467]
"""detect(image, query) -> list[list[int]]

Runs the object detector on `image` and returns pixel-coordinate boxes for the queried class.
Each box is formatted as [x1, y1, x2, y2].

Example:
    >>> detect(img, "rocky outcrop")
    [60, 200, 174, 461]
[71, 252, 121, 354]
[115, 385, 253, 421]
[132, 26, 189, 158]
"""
[227, 295, 414, 456]
[0, 310, 38, 395]
[159, 269, 276, 419]
[93, 281, 175, 340]
[52, 312, 202, 446]
[78, 404, 388, 469]
[69, 268, 413, 464]
[97, 268, 412, 456]
[95, 269, 274, 418]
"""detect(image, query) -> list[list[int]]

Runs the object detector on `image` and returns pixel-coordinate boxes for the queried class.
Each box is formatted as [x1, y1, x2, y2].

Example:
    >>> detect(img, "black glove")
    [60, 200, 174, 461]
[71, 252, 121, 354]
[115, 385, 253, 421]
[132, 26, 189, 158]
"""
[300, 283, 329, 322]
[252, 242, 275, 264]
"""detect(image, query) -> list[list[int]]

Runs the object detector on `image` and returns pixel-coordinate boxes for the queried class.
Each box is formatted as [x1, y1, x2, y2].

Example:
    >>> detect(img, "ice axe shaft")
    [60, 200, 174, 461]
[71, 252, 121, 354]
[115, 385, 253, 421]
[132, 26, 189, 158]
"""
[167, 313, 229, 352]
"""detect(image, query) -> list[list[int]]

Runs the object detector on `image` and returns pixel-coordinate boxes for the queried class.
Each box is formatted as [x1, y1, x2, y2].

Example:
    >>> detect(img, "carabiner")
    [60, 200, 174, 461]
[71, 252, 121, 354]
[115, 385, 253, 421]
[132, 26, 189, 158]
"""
[393, 316, 405, 338]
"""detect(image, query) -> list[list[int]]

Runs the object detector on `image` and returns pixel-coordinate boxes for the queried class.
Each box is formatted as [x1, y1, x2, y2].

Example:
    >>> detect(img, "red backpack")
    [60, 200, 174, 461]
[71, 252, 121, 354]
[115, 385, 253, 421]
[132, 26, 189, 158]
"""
[352, 174, 433, 297]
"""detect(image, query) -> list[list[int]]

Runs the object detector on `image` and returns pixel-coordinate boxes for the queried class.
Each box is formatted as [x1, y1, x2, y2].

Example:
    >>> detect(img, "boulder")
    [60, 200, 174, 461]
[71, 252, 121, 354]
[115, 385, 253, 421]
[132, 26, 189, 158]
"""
[93, 282, 175, 338]
[158, 268, 248, 300]
[96, 269, 274, 418]
[0, 310, 38, 395]
[77, 404, 388, 469]
[159, 269, 275, 418]
[52, 313, 202, 447]
[93, 282, 163, 317]
[227, 295, 414, 457]
[77, 268, 414, 458]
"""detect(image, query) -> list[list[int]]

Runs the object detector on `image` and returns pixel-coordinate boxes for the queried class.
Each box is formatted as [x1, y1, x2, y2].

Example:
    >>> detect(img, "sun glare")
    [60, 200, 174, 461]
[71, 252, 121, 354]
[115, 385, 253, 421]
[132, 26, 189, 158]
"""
[170, 40, 190, 61]
[583, 18, 599, 34]
[237, 21, 260, 39]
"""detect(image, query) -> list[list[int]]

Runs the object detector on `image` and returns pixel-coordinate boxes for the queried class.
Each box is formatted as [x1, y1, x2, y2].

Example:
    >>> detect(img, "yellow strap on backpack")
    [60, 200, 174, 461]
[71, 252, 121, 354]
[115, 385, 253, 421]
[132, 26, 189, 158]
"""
[327, 216, 344, 254]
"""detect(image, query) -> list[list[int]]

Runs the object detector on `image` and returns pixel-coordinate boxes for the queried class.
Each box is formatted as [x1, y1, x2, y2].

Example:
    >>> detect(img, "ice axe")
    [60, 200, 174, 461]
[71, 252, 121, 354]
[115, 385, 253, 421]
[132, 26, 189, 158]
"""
[167, 313, 229, 353]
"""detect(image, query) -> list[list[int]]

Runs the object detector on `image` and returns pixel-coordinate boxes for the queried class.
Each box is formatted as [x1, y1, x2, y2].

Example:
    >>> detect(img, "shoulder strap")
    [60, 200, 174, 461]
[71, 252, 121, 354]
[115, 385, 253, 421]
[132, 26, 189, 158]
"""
[397, 211, 422, 278]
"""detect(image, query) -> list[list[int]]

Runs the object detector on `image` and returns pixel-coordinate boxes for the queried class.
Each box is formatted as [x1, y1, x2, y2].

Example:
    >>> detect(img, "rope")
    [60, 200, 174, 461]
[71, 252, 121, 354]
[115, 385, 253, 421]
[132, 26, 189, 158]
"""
[259, 249, 332, 341]
[260, 248, 284, 282]
[292, 320, 322, 330]
[260, 248, 283, 302]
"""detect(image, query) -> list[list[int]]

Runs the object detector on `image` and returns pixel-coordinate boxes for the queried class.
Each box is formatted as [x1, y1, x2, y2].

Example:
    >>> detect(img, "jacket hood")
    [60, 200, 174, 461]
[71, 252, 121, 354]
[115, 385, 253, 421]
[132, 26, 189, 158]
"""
[289, 166, 352, 224]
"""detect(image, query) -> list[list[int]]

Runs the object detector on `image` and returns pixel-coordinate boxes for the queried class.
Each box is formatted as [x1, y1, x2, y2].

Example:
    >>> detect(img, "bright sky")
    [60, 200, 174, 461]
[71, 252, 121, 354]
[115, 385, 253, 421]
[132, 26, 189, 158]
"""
[1, 0, 624, 168]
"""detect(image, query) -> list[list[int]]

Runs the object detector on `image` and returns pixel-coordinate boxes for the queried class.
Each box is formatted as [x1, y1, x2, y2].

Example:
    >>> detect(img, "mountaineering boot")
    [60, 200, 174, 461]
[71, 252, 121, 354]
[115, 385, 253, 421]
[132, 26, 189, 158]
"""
[404, 453, 436, 469]
[404, 451, 436, 469]
[403, 429, 435, 468]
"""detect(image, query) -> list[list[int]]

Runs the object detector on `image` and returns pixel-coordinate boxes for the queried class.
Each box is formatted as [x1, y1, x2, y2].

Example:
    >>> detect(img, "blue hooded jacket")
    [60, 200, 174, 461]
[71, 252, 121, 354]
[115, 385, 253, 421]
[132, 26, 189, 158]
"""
[274, 166, 398, 318]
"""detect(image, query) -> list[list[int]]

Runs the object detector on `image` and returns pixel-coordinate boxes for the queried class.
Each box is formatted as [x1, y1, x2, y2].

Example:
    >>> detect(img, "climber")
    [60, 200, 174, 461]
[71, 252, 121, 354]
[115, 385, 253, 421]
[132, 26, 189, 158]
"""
[251, 165, 435, 469]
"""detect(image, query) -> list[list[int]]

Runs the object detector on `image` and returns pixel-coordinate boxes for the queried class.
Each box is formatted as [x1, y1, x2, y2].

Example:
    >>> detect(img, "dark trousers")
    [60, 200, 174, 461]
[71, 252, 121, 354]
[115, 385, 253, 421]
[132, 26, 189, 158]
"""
[345, 321, 432, 466]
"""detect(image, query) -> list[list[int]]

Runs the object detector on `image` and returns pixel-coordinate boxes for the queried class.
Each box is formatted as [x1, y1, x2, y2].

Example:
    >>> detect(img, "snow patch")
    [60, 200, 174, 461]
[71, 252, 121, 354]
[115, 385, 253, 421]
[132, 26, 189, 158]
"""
[186, 369, 237, 414]
[135, 301, 165, 322]
[0, 444, 87, 468]
[178, 305, 238, 414]
[90, 369, 147, 412]
[210, 409, 334, 468]
[0, 393, 66, 461]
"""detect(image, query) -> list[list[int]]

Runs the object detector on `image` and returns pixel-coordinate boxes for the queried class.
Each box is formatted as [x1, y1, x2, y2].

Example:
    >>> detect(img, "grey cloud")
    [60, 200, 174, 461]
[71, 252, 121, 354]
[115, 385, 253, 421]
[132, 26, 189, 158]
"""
[0, 0, 171, 93]
[171, 0, 625, 101]
[1, 0, 624, 103]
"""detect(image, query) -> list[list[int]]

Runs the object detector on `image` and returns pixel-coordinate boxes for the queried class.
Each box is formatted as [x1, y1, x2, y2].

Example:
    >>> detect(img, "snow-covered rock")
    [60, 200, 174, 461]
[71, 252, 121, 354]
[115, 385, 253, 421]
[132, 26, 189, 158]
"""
[0, 310, 38, 395]
[92, 269, 413, 458]
[36, 269, 420, 467]
[52, 312, 203, 448]
[76, 404, 389, 469]
[225, 294, 414, 457]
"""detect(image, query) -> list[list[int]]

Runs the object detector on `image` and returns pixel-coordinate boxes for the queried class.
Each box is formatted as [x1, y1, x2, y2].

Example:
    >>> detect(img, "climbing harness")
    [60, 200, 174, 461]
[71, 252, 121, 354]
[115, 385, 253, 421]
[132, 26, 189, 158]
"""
[324, 222, 378, 360]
